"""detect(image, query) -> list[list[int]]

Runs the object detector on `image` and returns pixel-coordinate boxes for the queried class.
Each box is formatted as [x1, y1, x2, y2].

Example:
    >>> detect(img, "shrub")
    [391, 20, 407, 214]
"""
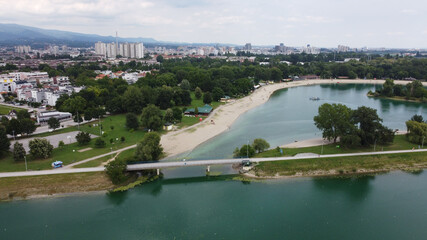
[13, 142, 26, 162]
[76, 131, 91, 146]
[94, 138, 106, 148]
[58, 140, 65, 148]
[105, 158, 128, 184]
[29, 138, 53, 159]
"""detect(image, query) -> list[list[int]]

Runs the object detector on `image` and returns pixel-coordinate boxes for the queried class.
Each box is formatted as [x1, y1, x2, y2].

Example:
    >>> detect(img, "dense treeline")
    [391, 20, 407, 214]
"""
[371, 79, 427, 100]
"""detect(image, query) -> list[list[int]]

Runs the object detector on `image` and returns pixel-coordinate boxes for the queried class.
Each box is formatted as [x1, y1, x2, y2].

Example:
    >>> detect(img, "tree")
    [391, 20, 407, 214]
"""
[270, 67, 283, 82]
[406, 121, 427, 144]
[94, 138, 106, 148]
[180, 79, 191, 90]
[47, 117, 60, 130]
[238, 144, 255, 158]
[252, 138, 270, 153]
[84, 109, 93, 121]
[195, 87, 202, 99]
[29, 138, 53, 159]
[141, 104, 163, 131]
[13, 142, 26, 162]
[126, 113, 139, 130]
[212, 87, 225, 102]
[123, 86, 144, 114]
[58, 140, 65, 148]
[134, 132, 163, 162]
[0, 125, 10, 154]
[194, 107, 199, 115]
[105, 158, 128, 184]
[20, 119, 37, 135]
[352, 106, 385, 146]
[203, 92, 213, 104]
[6, 118, 21, 135]
[381, 79, 394, 97]
[172, 107, 183, 122]
[410, 114, 424, 123]
[62, 96, 87, 114]
[164, 108, 174, 123]
[156, 55, 164, 63]
[313, 103, 354, 143]
[76, 131, 91, 146]
[17, 110, 30, 120]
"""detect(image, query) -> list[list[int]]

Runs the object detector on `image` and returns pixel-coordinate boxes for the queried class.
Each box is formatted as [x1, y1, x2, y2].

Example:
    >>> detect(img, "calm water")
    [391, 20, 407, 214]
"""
[182, 83, 426, 160]
[1, 172, 427, 239]
[1, 83, 427, 240]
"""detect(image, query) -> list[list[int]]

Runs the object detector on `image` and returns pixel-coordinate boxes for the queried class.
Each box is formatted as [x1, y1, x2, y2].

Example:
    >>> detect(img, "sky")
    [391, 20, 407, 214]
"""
[0, 0, 426, 48]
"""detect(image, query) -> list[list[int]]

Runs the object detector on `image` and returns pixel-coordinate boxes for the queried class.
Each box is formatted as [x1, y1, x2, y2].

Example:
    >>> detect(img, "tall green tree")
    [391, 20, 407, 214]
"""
[203, 92, 213, 104]
[252, 138, 270, 153]
[141, 104, 163, 131]
[105, 158, 128, 184]
[126, 113, 139, 130]
[47, 117, 60, 130]
[406, 121, 427, 144]
[0, 125, 10, 154]
[314, 103, 354, 143]
[123, 86, 144, 114]
[195, 87, 202, 99]
[29, 138, 53, 159]
[134, 132, 163, 162]
[164, 108, 174, 123]
[13, 142, 26, 162]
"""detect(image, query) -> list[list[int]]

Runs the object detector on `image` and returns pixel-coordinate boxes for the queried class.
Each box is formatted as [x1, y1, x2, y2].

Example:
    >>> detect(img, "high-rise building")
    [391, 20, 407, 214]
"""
[244, 43, 252, 51]
[95, 41, 107, 57]
[338, 45, 350, 52]
[95, 42, 144, 59]
[15, 45, 31, 53]
[106, 43, 117, 58]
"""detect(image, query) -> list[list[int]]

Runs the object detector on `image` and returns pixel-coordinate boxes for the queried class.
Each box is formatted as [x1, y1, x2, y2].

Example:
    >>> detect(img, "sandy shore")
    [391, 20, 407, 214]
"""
[161, 79, 425, 158]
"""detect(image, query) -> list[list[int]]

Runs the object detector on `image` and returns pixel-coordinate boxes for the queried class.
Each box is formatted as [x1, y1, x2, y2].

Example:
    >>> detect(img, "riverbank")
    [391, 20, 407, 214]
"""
[245, 151, 427, 180]
[161, 79, 426, 158]
[367, 93, 427, 103]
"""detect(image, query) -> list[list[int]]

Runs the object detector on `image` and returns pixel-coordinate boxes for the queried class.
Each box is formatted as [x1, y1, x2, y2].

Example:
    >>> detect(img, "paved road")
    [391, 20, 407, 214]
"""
[1, 149, 426, 178]
[127, 149, 427, 170]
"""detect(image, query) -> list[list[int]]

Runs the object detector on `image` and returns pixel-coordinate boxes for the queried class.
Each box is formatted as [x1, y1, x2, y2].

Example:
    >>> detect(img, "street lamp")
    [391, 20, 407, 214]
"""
[12, 130, 15, 140]
[24, 155, 27, 171]
[422, 136, 425, 149]
[374, 139, 377, 152]
[247, 140, 249, 159]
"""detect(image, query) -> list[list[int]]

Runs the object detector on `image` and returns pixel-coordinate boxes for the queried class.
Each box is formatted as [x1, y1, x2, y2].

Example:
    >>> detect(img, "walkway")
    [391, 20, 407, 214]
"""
[1, 149, 426, 178]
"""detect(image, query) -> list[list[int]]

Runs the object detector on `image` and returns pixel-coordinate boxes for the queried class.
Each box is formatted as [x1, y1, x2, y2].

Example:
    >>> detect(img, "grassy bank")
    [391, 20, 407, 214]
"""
[256, 135, 419, 158]
[0, 104, 22, 115]
[252, 152, 427, 178]
[0, 172, 114, 201]
[367, 93, 427, 103]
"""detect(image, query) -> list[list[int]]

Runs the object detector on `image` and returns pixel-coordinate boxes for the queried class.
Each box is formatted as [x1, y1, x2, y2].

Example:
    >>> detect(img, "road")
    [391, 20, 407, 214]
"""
[1, 149, 426, 178]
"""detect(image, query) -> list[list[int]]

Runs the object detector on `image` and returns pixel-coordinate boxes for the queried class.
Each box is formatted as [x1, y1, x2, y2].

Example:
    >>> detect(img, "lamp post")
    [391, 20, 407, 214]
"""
[99, 116, 102, 136]
[24, 155, 27, 171]
[374, 139, 377, 152]
[321, 139, 324, 155]
[422, 136, 425, 149]
[12, 130, 15, 140]
[247, 140, 249, 159]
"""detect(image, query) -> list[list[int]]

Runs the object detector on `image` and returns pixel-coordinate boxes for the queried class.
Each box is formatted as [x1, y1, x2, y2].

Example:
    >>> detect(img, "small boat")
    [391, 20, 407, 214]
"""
[309, 97, 320, 101]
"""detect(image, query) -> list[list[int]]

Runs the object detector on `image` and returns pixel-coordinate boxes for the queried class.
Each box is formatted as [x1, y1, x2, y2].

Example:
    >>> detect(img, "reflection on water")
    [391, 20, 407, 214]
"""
[312, 175, 375, 201]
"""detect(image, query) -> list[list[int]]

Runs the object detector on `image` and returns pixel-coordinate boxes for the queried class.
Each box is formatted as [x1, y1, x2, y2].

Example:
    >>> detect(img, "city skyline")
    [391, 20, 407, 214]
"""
[0, 0, 426, 48]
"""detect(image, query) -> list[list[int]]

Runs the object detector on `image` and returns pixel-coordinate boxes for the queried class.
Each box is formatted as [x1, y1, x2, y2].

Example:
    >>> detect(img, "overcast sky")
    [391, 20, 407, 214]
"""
[1, 0, 426, 48]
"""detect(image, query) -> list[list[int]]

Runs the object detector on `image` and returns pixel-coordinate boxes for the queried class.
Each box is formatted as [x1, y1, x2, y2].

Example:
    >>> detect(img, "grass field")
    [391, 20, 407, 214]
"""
[0, 114, 147, 172]
[252, 135, 427, 177]
[0, 104, 21, 115]
[0, 172, 114, 201]
[255, 135, 420, 158]
[254, 152, 427, 177]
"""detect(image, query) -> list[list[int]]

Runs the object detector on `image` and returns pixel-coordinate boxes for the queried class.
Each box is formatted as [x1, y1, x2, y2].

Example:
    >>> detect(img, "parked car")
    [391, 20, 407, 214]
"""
[51, 161, 63, 168]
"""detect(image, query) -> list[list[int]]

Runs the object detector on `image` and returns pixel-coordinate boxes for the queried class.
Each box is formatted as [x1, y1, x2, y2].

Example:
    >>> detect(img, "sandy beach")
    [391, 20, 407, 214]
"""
[160, 79, 426, 158]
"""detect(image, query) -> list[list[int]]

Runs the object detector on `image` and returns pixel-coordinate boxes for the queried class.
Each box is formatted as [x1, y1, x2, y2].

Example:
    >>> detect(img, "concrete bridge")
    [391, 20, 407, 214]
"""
[127, 149, 427, 175]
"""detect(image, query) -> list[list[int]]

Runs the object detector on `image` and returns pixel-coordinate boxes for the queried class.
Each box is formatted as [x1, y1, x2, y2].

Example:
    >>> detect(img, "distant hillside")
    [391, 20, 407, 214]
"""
[0, 23, 158, 47]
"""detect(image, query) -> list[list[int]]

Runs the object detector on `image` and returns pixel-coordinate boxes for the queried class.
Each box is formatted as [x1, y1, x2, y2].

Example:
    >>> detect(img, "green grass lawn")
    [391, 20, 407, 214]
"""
[254, 152, 427, 177]
[255, 135, 420, 158]
[189, 92, 223, 109]
[0, 104, 21, 115]
[0, 114, 147, 172]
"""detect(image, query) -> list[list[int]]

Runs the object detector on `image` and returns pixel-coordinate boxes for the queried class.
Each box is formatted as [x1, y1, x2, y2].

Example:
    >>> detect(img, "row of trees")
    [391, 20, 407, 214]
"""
[1, 110, 37, 136]
[372, 79, 427, 99]
[313, 103, 395, 147]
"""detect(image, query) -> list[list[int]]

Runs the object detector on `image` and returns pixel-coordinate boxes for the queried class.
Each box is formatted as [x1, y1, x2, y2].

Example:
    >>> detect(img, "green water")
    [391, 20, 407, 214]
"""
[181, 83, 426, 160]
[1, 83, 427, 239]
[1, 172, 427, 239]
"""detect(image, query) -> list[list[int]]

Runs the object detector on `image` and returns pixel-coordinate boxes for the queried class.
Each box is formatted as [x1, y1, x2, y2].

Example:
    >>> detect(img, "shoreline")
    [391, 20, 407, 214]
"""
[161, 79, 425, 158]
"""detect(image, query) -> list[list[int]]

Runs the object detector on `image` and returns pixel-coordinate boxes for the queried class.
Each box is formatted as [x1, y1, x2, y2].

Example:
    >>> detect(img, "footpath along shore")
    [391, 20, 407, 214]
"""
[160, 79, 427, 158]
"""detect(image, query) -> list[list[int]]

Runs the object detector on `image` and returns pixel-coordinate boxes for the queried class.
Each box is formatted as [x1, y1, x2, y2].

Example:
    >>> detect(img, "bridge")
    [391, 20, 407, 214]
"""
[1, 149, 426, 178]
[127, 149, 427, 175]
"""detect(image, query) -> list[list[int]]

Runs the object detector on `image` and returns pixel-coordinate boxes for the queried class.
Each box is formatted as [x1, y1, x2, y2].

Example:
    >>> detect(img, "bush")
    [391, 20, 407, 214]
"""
[252, 138, 270, 153]
[76, 131, 91, 146]
[94, 138, 106, 148]
[120, 136, 125, 142]
[58, 140, 65, 148]
[13, 142, 26, 162]
[29, 138, 53, 159]
[126, 113, 139, 129]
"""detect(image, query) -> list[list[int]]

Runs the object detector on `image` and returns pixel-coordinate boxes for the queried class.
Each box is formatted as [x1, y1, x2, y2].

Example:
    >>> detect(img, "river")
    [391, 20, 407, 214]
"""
[1, 83, 427, 239]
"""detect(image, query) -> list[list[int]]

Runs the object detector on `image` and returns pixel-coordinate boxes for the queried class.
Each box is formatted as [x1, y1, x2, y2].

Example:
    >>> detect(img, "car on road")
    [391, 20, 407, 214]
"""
[51, 161, 63, 168]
